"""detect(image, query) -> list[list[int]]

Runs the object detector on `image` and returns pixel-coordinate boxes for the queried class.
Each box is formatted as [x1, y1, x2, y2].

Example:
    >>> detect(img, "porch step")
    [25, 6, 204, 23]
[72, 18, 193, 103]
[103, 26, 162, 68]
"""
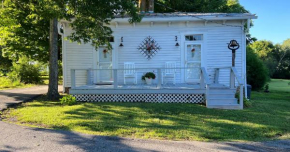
[208, 88, 236, 94]
[208, 94, 235, 98]
[207, 98, 238, 105]
[206, 87, 240, 109]
[207, 104, 242, 110]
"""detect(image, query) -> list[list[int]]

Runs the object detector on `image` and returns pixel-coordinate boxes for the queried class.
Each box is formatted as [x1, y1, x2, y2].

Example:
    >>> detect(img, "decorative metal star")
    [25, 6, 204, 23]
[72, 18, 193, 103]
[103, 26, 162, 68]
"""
[137, 36, 161, 60]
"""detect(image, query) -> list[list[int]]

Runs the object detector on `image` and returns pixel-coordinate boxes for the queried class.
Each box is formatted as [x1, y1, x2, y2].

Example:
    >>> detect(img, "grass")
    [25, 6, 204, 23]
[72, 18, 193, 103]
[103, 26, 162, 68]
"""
[268, 79, 290, 92]
[1, 79, 290, 142]
[0, 77, 35, 90]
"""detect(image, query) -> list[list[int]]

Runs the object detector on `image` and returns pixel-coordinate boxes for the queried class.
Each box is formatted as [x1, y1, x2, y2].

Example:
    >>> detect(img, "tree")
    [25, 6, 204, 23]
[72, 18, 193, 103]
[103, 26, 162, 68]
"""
[272, 39, 290, 79]
[246, 46, 268, 90]
[249, 40, 275, 60]
[0, 0, 141, 100]
[154, 0, 248, 13]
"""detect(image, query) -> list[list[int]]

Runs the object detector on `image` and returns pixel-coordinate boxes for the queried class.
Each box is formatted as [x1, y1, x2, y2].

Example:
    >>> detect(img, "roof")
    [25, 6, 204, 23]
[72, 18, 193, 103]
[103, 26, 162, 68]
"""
[113, 12, 257, 23]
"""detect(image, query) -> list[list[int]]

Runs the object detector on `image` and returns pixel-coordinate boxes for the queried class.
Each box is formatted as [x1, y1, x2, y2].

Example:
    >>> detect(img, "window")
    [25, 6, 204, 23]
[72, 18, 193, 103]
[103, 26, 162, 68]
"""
[185, 34, 203, 41]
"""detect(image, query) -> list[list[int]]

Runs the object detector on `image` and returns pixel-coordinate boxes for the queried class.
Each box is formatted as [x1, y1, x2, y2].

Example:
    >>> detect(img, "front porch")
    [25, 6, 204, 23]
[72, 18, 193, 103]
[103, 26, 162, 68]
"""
[69, 67, 244, 109]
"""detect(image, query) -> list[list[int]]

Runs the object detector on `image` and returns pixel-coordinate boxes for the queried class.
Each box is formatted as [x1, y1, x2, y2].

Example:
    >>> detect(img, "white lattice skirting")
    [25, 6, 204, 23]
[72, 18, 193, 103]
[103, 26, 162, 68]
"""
[73, 94, 205, 103]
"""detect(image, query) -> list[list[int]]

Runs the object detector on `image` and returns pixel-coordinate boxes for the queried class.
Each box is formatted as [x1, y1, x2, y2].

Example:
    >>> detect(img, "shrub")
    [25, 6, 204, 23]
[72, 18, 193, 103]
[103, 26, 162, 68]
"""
[60, 95, 76, 105]
[8, 56, 43, 84]
[0, 76, 23, 89]
[246, 46, 269, 90]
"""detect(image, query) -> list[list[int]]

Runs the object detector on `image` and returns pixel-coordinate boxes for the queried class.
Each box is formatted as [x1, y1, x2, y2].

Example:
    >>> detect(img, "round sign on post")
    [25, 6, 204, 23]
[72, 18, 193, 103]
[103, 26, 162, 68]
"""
[228, 40, 240, 67]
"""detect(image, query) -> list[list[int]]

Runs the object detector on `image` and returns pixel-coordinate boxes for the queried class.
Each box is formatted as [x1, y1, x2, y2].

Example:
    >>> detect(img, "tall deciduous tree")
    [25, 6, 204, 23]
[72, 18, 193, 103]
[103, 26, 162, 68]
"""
[0, 0, 141, 99]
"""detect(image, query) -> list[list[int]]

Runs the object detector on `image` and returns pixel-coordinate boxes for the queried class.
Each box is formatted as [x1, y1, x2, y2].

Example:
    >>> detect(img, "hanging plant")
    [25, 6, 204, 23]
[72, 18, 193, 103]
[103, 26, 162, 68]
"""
[103, 49, 108, 58]
[191, 48, 195, 57]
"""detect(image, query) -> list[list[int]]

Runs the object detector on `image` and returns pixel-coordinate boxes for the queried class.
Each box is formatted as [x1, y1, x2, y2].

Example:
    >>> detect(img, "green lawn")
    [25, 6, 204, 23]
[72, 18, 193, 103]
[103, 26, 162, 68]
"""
[268, 79, 290, 92]
[2, 79, 290, 142]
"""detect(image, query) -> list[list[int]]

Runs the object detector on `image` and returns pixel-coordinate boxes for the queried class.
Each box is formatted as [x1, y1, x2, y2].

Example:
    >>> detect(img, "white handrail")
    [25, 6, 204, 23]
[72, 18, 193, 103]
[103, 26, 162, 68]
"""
[201, 67, 210, 84]
[231, 67, 243, 85]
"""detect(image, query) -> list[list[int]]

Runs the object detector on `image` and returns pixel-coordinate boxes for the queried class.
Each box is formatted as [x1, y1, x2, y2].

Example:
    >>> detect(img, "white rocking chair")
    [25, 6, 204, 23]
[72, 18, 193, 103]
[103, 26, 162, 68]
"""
[124, 62, 137, 84]
[162, 62, 176, 84]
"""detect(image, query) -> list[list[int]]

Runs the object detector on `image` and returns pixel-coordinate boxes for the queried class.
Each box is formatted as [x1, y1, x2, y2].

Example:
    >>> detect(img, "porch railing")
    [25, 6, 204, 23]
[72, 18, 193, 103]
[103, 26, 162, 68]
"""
[213, 66, 244, 109]
[70, 67, 207, 90]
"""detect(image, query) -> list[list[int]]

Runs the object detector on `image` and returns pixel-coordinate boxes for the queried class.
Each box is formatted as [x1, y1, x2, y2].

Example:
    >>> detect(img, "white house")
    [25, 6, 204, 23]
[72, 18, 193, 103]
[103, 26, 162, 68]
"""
[58, 1, 257, 109]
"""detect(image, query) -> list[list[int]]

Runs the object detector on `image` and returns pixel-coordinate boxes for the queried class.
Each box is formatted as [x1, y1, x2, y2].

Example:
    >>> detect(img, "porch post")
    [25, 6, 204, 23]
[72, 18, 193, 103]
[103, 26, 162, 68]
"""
[113, 69, 118, 89]
[200, 68, 205, 89]
[71, 69, 76, 89]
[87, 69, 92, 85]
[157, 68, 162, 89]
[214, 68, 220, 84]
[230, 69, 235, 89]
[240, 84, 244, 109]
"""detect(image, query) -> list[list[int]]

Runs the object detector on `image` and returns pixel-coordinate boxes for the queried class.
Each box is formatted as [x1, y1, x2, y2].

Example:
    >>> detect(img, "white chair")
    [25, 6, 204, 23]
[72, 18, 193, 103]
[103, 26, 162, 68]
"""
[124, 62, 137, 84]
[162, 62, 176, 84]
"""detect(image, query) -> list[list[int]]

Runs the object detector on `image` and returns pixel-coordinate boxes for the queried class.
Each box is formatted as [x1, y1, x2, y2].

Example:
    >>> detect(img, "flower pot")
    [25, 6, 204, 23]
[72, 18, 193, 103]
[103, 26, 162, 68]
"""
[145, 78, 152, 85]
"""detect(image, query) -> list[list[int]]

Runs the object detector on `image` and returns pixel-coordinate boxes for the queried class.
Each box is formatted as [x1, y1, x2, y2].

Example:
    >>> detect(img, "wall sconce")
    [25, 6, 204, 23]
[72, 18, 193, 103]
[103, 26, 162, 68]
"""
[119, 37, 124, 47]
[175, 36, 179, 46]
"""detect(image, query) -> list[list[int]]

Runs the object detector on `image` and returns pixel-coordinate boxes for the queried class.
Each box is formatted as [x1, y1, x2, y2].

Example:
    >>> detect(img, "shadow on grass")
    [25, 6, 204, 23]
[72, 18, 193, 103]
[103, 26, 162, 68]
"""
[4, 91, 290, 142]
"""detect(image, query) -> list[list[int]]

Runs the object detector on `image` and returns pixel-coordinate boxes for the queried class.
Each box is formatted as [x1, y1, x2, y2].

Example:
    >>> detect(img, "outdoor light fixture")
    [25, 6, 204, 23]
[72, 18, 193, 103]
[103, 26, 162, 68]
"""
[175, 36, 179, 46]
[119, 37, 124, 47]
[228, 40, 240, 67]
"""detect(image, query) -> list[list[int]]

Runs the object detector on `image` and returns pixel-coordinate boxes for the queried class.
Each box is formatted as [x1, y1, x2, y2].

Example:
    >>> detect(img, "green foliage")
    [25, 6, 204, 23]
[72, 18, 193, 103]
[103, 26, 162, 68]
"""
[0, 50, 12, 74]
[60, 95, 76, 106]
[0, 0, 141, 60]
[246, 46, 269, 90]
[272, 39, 290, 79]
[0, 77, 22, 89]
[249, 40, 275, 59]
[8, 56, 43, 84]
[249, 39, 290, 79]
[141, 72, 156, 80]
[243, 98, 252, 108]
[154, 0, 248, 13]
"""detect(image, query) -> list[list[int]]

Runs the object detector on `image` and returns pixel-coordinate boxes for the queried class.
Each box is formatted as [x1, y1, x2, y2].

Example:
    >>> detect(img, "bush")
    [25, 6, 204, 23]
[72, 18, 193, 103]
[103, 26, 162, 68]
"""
[60, 95, 76, 106]
[8, 56, 43, 84]
[246, 46, 269, 90]
[0, 76, 23, 89]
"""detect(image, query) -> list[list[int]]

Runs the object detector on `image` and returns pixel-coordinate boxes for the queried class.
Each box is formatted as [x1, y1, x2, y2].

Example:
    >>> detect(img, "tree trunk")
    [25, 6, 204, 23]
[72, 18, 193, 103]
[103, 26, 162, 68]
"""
[47, 18, 60, 100]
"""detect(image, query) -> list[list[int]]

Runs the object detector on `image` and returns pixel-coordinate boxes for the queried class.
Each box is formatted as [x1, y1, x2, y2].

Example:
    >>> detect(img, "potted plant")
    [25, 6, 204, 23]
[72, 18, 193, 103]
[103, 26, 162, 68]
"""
[142, 72, 156, 85]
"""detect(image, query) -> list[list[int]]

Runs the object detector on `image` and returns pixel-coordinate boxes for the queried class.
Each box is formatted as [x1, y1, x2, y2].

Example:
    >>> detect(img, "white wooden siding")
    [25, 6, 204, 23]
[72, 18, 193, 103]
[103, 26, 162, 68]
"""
[63, 20, 245, 87]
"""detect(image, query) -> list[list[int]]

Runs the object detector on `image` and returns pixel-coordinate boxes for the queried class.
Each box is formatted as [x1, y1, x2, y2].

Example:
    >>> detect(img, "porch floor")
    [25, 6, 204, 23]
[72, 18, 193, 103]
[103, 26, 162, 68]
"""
[73, 83, 229, 90]
[75, 83, 203, 90]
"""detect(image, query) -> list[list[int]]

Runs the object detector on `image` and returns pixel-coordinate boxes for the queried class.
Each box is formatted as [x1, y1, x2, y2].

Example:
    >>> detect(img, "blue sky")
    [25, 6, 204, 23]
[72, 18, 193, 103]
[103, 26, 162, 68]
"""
[239, 0, 290, 44]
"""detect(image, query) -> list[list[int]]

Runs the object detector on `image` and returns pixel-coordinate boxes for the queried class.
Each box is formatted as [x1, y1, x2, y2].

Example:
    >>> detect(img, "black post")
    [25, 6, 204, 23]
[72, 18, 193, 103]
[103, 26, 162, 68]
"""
[228, 40, 240, 67]
[232, 50, 236, 67]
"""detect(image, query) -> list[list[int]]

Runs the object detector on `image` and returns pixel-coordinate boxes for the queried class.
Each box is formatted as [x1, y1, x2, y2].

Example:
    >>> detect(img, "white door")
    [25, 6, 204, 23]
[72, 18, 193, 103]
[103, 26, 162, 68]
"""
[96, 46, 113, 84]
[185, 43, 202, 83]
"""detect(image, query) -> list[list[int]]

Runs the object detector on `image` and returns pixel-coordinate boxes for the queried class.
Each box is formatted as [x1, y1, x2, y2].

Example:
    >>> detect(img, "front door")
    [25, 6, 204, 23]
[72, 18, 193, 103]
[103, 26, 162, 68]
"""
[185, 43, 202, 83]
[96, 46, 113, 84]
